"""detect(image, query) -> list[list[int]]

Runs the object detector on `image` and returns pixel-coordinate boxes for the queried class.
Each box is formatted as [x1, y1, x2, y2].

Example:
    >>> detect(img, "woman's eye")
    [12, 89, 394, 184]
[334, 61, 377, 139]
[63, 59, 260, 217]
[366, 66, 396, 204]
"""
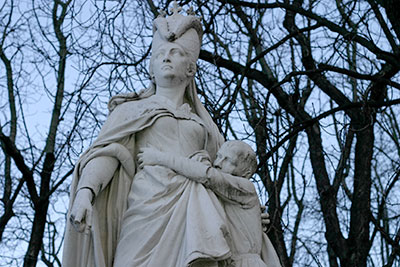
[156, 51, 164, 58]
[171, 49, 184, 56]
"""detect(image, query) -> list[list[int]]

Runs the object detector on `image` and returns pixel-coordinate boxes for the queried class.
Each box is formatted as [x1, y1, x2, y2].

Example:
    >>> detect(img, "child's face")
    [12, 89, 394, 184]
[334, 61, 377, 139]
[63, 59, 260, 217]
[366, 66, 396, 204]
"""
[213, 143, 243, 176]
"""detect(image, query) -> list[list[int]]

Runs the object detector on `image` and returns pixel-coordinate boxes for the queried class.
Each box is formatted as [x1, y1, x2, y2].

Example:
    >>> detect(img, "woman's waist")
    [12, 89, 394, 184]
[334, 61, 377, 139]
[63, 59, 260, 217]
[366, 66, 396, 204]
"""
[133, 165, 186, 188]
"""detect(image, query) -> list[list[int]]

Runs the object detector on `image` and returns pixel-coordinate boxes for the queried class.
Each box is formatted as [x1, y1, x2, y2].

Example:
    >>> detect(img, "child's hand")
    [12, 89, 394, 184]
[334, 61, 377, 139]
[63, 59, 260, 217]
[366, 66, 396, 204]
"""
[260, 205, 271, 232]
[137, 147, 164, 168]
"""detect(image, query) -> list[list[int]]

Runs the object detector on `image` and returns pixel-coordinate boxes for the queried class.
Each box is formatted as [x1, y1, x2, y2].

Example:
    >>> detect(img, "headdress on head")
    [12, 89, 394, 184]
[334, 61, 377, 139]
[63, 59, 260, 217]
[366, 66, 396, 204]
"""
[152, 1, 203, 61]
[108, 1, 224, 159]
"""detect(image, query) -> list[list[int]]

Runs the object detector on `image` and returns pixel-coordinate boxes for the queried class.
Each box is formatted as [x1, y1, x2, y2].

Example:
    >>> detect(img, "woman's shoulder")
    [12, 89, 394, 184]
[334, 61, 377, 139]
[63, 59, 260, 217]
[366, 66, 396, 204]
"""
[110, 95, 160, 114]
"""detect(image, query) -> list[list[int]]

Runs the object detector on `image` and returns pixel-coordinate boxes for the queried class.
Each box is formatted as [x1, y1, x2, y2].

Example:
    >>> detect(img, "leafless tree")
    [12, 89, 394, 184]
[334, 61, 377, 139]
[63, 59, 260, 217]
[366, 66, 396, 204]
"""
[193, 0, 400, 266]
[0, 0, 149, 265]
[0, 0, 399, 266]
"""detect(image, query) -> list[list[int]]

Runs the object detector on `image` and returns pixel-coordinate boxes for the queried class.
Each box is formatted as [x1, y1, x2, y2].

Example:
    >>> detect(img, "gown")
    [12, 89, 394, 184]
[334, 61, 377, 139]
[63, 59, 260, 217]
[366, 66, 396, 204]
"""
[63, 94, 281, 267]
[112, 96, 231, 266]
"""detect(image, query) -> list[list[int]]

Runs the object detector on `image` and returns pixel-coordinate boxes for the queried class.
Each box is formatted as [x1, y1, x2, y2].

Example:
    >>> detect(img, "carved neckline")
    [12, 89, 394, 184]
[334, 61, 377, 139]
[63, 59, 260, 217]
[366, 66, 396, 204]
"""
[152, 94, 192, 114]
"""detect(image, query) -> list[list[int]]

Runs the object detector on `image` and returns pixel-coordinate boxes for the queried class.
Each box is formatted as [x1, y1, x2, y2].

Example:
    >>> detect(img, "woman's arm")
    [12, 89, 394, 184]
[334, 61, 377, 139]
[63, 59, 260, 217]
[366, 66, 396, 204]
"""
[69, 156, 118, 233]
[137, 147, 210, 183]
[138, 147, 256, 206]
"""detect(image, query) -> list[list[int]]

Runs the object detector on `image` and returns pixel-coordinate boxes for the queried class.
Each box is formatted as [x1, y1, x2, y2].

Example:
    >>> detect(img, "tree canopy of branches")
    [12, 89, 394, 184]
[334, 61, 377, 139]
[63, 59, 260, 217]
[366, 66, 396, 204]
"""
[0, 0, 399, 266]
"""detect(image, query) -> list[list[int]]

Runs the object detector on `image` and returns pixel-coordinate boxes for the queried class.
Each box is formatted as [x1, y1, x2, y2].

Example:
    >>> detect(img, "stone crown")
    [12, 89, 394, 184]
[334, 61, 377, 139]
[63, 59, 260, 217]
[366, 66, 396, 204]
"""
[152, 1, 203, 60]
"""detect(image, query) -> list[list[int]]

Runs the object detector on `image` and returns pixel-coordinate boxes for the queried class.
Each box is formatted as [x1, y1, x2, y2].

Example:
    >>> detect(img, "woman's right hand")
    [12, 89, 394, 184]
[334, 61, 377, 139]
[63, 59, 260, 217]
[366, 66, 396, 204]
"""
[137, 147, 165, 168]
[69, 188, 93, 233]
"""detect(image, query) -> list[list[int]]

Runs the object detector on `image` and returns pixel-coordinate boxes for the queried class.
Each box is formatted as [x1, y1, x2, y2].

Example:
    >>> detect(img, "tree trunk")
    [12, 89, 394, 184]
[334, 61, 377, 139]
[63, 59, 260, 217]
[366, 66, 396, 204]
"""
[23, 200, 49, 267]
[344, 116, 374, 266]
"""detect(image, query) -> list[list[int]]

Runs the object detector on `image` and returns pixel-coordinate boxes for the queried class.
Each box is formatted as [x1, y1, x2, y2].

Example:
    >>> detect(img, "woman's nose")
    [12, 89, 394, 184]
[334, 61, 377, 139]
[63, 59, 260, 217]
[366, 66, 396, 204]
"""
[162, 54, 171, 63]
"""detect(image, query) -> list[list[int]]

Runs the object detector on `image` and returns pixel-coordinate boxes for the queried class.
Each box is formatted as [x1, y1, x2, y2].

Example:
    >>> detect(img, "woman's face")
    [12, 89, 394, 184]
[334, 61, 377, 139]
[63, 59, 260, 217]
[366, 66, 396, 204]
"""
[151, 42, 194, 87]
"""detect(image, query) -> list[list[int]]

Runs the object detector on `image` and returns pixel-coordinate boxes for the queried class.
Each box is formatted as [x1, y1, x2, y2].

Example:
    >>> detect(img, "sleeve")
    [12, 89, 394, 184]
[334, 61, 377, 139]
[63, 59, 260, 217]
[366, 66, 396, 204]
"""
[155, 153, 211, 184]
[76, 142, 135, 198]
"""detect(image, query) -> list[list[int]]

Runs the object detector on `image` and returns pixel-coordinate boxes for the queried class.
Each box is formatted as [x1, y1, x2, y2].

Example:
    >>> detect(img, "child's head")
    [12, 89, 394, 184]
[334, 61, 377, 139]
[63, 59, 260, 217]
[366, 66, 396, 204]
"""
[214, 140, 257, 179]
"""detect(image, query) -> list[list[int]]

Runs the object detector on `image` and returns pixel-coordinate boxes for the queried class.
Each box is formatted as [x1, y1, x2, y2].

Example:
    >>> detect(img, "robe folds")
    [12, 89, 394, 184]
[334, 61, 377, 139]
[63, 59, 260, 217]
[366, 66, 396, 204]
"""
[62, 95, 229, 267]
[62, 93, 282, 267]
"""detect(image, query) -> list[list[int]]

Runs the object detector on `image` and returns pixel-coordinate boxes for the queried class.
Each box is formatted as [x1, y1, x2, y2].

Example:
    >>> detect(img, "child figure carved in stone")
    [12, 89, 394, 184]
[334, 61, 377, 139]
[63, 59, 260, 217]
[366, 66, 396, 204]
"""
[138, 140, 281, 267]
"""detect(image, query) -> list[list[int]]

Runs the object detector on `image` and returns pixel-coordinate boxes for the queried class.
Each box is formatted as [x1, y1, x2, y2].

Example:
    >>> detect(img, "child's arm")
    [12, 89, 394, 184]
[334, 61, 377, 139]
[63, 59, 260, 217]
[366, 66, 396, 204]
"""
[138, 147, 257, 206]
[204, 168, 257, 207]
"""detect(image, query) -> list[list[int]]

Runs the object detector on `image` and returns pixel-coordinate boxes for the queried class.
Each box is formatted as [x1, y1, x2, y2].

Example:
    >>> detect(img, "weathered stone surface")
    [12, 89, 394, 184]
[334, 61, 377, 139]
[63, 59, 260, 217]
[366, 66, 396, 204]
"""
[63, 2, 281, 266]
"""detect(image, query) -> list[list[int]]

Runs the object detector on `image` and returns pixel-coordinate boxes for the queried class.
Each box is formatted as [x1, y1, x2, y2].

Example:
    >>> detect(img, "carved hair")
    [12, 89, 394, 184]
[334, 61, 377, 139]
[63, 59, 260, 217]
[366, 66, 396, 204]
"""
[225, 140, 258, 178]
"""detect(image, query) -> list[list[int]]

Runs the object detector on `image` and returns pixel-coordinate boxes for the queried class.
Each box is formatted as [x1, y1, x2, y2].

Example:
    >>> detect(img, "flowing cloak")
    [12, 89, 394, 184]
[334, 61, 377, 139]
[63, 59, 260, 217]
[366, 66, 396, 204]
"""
[62, 93, 227, 267]
[62, 90, 282, 267]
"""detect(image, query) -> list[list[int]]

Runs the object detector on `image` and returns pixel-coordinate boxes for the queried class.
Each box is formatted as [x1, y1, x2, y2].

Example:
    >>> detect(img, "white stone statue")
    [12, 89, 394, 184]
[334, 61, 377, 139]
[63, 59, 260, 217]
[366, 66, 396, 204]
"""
[137, 140, 282, 267]
[62, 2, 281, 267]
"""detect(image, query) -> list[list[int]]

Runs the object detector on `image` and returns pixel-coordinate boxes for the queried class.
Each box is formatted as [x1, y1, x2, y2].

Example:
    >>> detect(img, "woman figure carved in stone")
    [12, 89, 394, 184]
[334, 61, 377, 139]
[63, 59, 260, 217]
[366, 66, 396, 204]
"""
[63, 5, 231, 267]
[63, 3, 280, 267]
